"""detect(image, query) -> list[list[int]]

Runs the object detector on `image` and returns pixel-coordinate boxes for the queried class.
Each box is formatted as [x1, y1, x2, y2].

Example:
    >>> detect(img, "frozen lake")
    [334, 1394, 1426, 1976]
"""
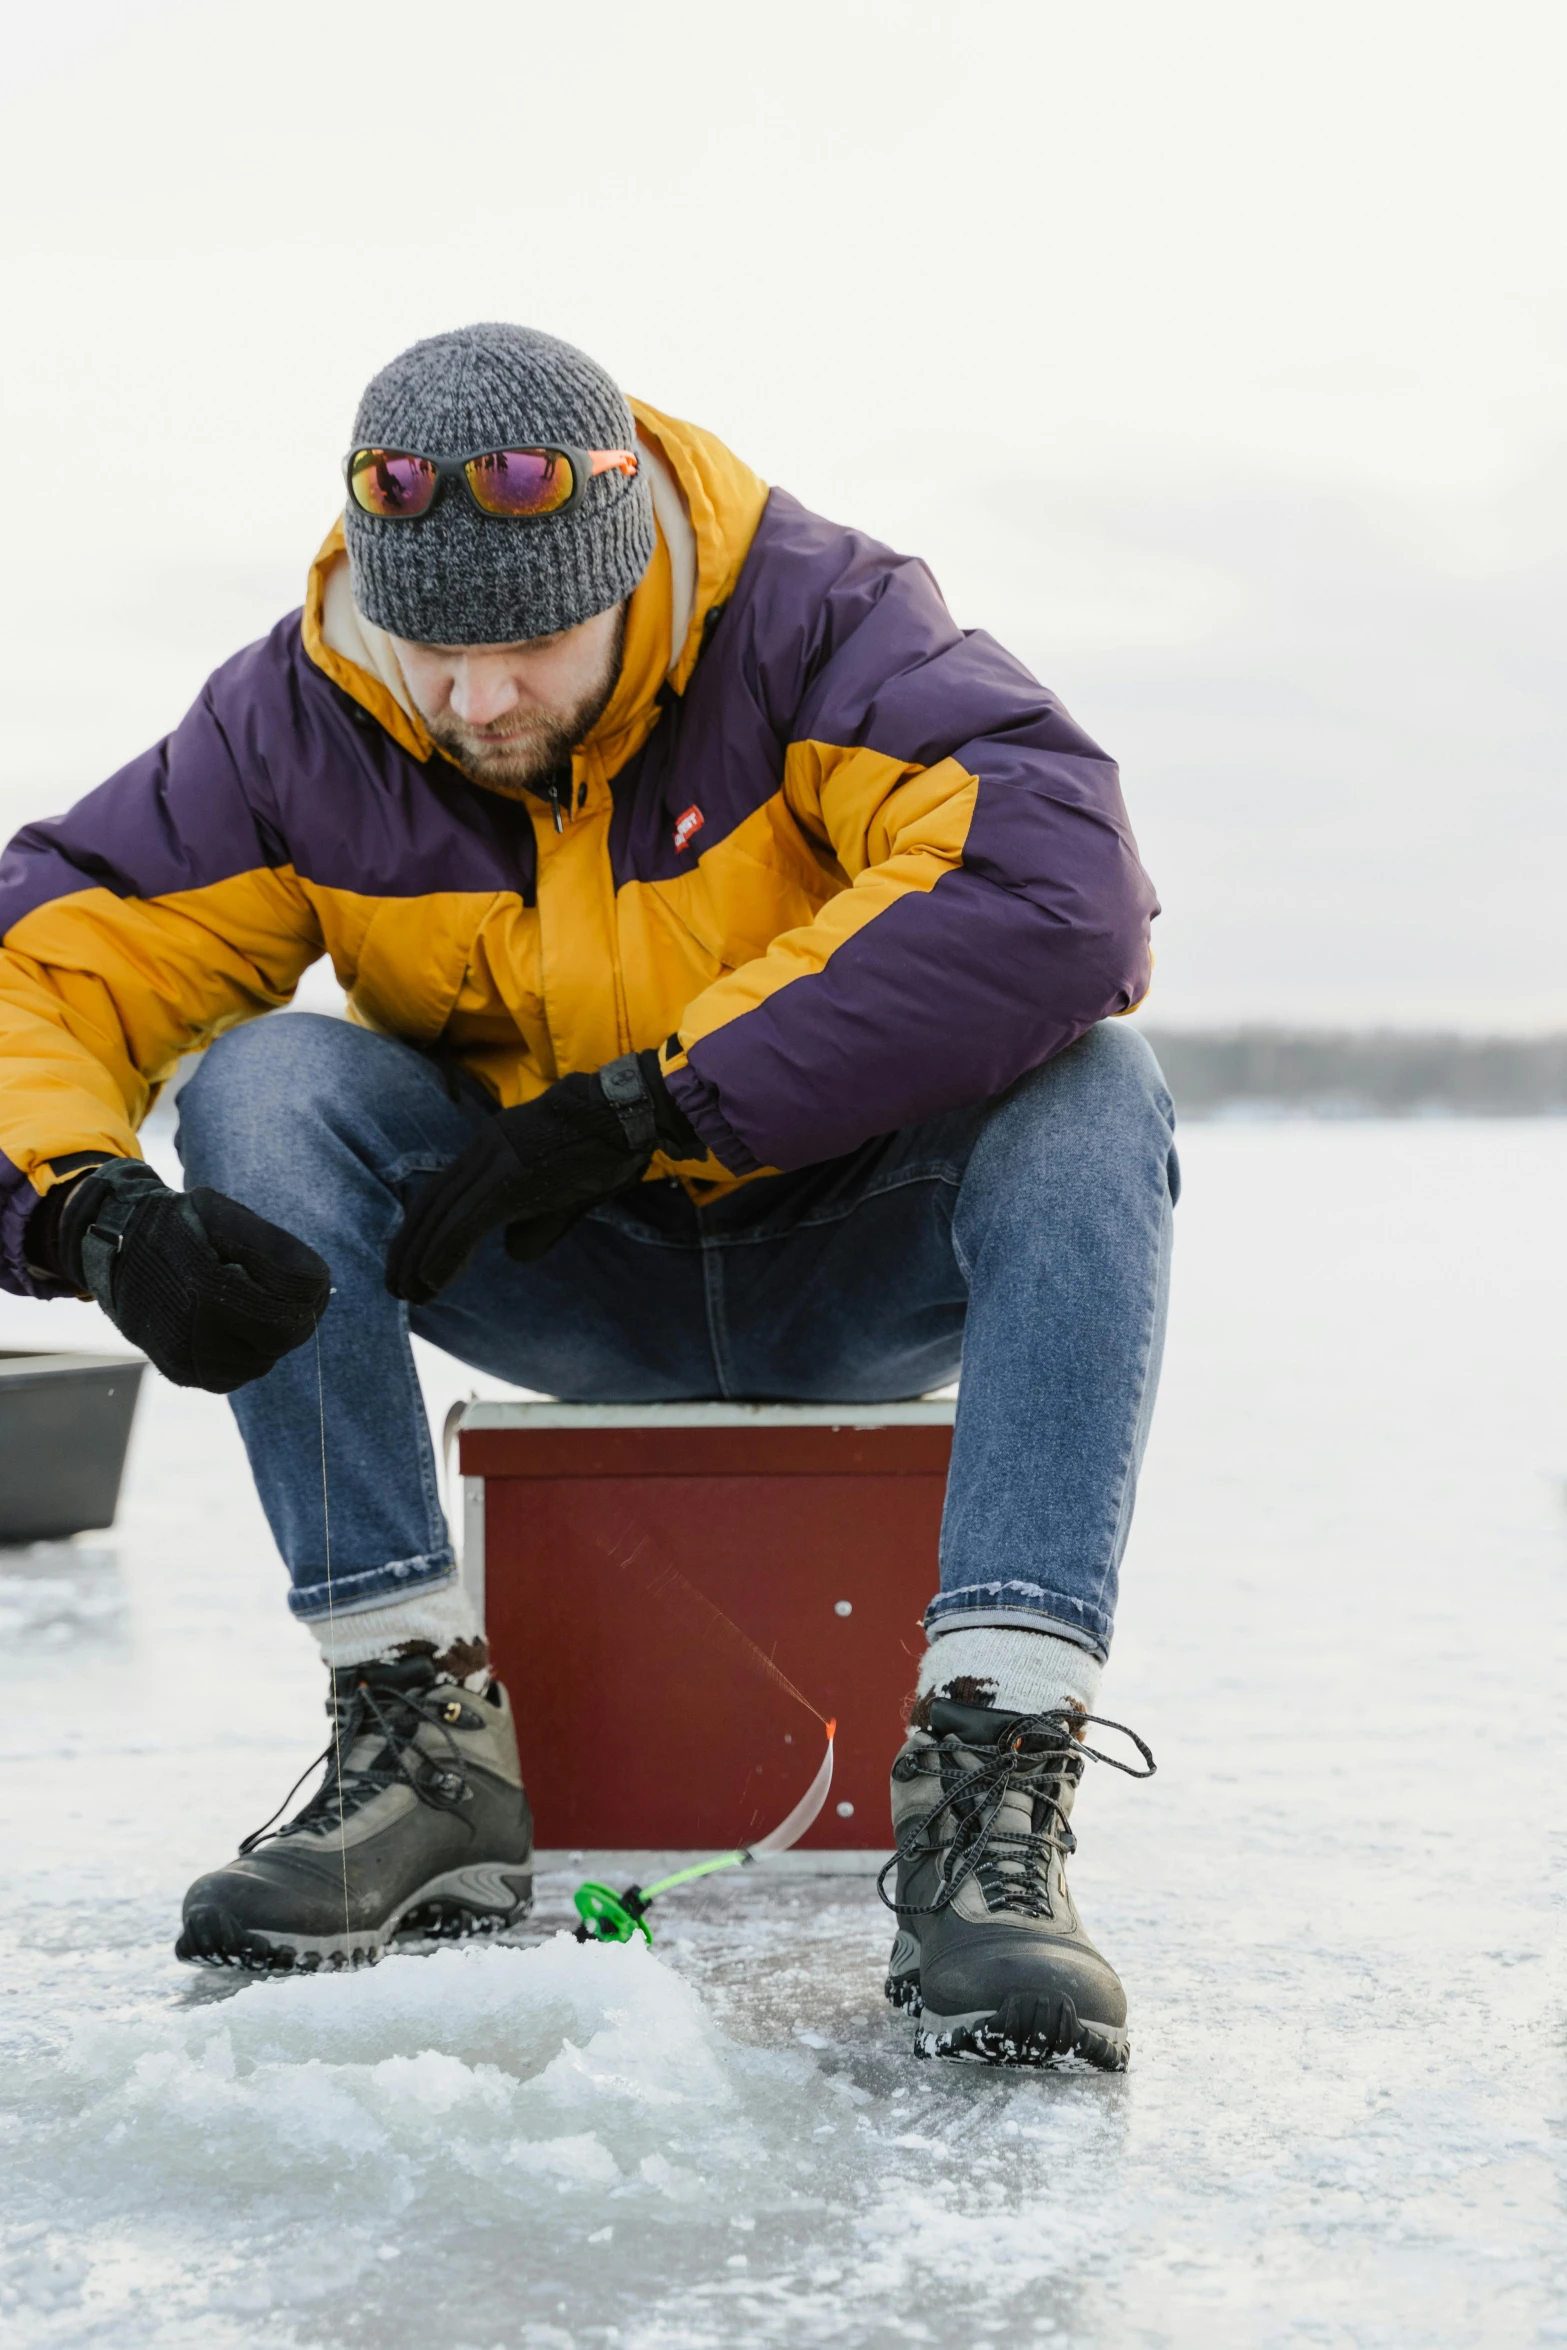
[2, 1120, 1564, 2348]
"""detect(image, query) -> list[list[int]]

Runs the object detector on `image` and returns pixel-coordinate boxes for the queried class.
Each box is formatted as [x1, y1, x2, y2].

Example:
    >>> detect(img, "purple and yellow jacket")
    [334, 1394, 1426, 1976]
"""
[0, 405, 1157, 1297]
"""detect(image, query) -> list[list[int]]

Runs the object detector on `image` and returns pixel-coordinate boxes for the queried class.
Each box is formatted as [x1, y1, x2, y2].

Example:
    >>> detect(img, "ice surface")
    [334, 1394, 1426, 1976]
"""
[2, 1121, 1565, 2347]
[0, 1544, 125, 1647]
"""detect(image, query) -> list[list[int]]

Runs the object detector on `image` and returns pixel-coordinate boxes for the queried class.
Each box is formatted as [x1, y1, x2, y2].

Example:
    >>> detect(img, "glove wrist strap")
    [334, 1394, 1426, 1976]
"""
[597, 1054, 657, 1156]
[69, 1162, 164, 1314]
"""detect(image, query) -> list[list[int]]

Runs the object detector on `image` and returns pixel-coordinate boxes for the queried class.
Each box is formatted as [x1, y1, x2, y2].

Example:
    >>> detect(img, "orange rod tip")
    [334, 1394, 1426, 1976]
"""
[824, 1718, 837, 1740]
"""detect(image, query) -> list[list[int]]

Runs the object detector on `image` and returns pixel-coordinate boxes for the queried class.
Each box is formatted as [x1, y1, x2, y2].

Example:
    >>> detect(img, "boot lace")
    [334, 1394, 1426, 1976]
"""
[876, 1709, 1155, 1922]
[237, 1675, 475, 1855]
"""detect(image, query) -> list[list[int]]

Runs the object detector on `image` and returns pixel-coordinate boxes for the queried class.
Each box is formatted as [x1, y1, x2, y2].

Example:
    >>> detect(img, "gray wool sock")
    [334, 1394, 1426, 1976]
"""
[309, 1579, 489, 1688]
[916, 1625, 1103, 1719]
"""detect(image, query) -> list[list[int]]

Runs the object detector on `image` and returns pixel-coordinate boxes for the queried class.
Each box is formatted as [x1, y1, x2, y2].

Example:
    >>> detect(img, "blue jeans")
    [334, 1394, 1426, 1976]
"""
[175, 1015, 1178, 1661]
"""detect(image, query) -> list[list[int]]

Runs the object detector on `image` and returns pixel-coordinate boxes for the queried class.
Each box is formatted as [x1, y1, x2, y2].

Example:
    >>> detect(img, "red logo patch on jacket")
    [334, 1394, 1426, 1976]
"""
[673, 805, 705, 853]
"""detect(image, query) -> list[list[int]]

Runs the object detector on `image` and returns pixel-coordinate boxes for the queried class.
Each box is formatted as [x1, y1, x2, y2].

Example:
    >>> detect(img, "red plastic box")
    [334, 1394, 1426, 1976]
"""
[456, 1401, 955, 1851]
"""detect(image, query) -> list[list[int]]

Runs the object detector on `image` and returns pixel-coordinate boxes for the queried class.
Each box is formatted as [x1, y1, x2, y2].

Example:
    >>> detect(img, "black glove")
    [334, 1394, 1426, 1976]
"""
[385, 1051, 702, 1306]
[30, 1159, 331, 1394]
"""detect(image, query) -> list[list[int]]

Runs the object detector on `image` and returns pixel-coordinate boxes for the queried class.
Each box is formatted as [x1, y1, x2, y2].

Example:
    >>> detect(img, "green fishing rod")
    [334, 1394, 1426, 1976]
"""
[573, 1718, 837, 1946]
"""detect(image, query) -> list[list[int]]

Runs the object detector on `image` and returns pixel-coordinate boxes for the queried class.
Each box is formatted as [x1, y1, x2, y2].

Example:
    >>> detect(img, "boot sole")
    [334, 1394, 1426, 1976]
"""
[884, 1928, 922, 2014]
[884, 1968, 922, 2014]
[176, 1861, 535, 1974]
[912, 1990, 1129, 2072]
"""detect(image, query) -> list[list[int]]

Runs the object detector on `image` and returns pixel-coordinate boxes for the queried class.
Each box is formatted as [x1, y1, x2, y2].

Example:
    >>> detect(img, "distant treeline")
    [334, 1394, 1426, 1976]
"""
[1138, 1029, 1567, 1118]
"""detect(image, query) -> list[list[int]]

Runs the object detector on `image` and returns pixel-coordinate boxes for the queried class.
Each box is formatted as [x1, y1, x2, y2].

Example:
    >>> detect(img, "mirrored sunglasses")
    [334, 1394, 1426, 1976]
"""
[345, 443, 638, 521]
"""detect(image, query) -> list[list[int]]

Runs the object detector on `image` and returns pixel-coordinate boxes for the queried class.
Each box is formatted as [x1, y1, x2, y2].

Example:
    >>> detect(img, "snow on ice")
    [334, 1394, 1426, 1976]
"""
[2, 1119, 1565, 2347]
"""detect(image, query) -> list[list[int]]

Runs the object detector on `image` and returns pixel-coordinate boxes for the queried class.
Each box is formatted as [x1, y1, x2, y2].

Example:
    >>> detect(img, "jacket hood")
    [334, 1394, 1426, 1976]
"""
[301, 399, 769, 784]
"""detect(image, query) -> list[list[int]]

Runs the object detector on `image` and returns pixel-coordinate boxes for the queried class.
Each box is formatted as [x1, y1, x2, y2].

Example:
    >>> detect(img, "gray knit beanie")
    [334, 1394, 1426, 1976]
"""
[343, 323, 654, 646]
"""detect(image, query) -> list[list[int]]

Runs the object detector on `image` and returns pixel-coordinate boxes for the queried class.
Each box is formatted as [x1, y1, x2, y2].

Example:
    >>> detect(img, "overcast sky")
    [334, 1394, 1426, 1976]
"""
[3, 0, 1562, 1028]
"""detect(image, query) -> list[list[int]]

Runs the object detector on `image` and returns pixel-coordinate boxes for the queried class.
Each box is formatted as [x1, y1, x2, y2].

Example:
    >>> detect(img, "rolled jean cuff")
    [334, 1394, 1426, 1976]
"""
[286, 1546, 458, 1622]
[924, 1583, 1110, 1662]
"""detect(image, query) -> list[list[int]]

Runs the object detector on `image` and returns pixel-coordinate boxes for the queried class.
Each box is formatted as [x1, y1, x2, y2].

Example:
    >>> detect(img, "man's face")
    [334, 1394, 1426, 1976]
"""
[391, 603, 626, 798]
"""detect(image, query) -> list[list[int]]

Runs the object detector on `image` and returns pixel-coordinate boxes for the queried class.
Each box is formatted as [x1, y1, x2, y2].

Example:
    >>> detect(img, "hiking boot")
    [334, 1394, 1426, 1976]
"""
[881, 1696, 1153, 2070]
[176, 1655, 534, 1972]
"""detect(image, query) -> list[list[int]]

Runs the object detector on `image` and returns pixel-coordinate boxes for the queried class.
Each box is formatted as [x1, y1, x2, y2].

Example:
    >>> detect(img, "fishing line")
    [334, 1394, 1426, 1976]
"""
[597, 1520, 828, 1726]
[314, 1315, 352, 1954]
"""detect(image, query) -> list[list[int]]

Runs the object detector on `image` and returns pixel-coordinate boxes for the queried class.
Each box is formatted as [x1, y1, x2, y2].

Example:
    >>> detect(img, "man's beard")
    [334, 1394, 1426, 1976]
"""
[424, 610, 626, 800]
